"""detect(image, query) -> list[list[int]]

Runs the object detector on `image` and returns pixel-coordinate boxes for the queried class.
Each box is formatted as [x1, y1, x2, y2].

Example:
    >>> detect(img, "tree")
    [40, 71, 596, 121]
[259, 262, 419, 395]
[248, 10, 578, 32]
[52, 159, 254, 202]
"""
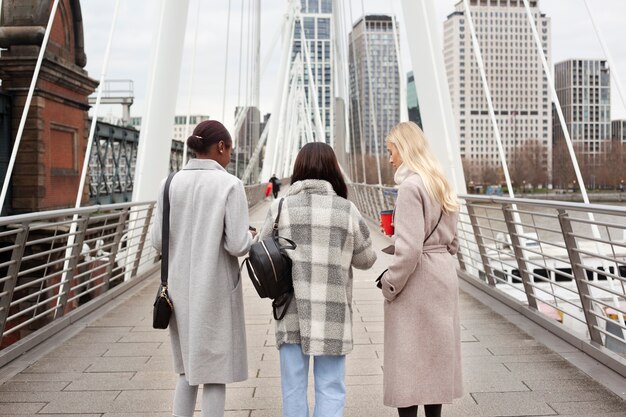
[351, 153, 395, 186]
[597, 142, 626, 189]
[508, 139, 549, 189]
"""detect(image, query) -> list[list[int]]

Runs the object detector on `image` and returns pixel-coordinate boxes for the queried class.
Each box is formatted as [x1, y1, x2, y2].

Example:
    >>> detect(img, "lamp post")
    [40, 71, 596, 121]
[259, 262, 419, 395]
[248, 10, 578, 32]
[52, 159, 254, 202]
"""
[522, 180, 526, 198]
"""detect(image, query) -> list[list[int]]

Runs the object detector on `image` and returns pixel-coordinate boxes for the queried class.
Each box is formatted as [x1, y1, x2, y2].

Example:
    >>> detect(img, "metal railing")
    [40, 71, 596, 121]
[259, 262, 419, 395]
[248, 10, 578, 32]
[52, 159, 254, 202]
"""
[0, 201, 157, 365]
[0, 182, 271, 365]
[348, 183, 626, 375]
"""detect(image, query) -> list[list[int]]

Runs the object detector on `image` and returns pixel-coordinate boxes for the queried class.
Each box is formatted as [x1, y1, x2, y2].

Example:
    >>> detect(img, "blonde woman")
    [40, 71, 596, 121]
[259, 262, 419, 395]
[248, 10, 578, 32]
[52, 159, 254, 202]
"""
[379, 122, 462, 417]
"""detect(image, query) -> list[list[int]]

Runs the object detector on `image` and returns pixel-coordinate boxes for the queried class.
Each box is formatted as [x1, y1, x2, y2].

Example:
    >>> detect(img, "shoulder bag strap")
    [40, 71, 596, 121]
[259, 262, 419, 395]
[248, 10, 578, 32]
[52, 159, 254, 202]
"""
[161, 172, 177, 286]
[423, 210, 444, 244]
[272, 198, 285, 238]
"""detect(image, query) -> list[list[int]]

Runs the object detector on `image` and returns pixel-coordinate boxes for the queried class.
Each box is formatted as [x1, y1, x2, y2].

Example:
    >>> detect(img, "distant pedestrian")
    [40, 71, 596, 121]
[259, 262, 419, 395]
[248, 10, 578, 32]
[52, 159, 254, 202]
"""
[379, 122, 462, 417]
[269, 174, 281, 198]
[151, 120, 256, 417]
[258, 143, 377, 417]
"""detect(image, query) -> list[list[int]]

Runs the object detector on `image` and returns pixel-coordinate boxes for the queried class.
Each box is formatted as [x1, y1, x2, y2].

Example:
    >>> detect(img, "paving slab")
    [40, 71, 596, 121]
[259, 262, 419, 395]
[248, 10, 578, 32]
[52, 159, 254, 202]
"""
[0, 198, 625, 416]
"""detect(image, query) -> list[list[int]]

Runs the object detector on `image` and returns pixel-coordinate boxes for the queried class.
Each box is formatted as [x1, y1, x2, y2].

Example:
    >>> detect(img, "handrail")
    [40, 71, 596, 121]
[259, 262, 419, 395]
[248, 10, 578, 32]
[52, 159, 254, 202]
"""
[348, 183, 626, 376]
[0, 183, 269, 365]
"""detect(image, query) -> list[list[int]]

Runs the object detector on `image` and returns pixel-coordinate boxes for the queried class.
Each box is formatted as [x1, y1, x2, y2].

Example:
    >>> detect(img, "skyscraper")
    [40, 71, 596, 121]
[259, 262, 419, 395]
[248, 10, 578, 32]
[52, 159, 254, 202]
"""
[349, 15, 400, 158]
[293, 0, 333, 144]
[407, 71, 423, 130]
[553, 59, 611, 186]
[444, 0, 552, 186]
[231, 107, 261, 183]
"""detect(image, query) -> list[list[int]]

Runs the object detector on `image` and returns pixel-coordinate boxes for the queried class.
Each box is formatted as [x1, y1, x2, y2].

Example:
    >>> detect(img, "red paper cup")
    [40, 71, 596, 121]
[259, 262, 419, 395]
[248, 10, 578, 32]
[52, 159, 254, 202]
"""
[380, 210, 394, 236]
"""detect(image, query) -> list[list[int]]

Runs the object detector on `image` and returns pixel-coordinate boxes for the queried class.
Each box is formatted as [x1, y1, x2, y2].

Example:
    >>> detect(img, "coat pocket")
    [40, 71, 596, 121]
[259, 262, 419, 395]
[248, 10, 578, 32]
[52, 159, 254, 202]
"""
[231, 268, 242, 293]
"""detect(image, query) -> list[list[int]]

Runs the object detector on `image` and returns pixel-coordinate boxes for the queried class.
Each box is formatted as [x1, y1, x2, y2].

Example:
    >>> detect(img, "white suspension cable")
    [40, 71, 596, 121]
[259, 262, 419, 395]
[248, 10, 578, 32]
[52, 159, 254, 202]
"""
[0, 0, 61, 211]
[183, 0, 202, 166]
[408, 0, 477, 274]
[57, 0, 121, 315]
[271, 30, 298, 177]
[282, 67, 300, 177]
[261, 7, 296, 181]
[236, 0, 246, 108]
[411, 0, 461, 191]
[77, 2, 121, 209]
[521, 0, 625, 333]
[260, 24, 283, 80]
[242, 119, 270, 183]
[462, 0, 515, 199]
[583, 0, 626, 111]
[461, 0, 528, 286]
[298, 16, 325, 142]
[245, 0, 254, 108]
[234, 0, 246, 179]
[300, 82, 317, 147]
[281, 65, 301, 174]
[358, 1, 383, 186]
[389, 2, 408, 122]
[221, 0, 233, 122]
[252, 0, 261, 108]
[237, 0, 254, 178]
[521, 1, 588, 203]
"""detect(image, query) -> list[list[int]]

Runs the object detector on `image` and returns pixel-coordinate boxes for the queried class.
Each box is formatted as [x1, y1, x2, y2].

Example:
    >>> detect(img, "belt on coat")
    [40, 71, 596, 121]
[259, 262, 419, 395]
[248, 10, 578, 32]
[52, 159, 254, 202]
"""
[422, 244, 448, 254]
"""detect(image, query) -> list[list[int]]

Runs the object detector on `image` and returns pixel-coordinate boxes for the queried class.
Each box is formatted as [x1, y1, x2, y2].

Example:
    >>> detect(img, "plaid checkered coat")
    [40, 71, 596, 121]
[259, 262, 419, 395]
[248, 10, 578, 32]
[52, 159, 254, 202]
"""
[258, 180, 377, 355]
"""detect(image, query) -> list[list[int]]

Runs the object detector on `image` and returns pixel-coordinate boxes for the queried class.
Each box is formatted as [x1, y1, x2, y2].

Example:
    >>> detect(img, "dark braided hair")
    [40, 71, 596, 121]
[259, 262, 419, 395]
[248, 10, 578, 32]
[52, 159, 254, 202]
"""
[186, 120, 232, 154]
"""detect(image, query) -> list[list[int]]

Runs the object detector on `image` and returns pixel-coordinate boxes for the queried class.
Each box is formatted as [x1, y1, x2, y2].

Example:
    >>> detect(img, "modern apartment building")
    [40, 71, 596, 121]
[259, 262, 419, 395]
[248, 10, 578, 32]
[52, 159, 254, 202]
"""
[553, 59, 611, 185]
[444, 0, 552, 186]
[293, 0, 333, 144]
[348, 14, 400, 157]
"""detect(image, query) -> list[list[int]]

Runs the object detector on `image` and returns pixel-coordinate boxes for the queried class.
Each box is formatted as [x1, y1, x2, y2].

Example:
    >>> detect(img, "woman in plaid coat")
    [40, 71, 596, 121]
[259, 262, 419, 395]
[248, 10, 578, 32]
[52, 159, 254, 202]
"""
[258, 142, 377, 417]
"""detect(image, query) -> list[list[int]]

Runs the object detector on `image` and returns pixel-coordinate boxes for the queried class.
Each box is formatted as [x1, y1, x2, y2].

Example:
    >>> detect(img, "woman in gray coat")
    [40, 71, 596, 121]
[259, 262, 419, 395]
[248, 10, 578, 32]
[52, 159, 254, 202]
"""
[151, 120, 255, 417]
[379, 122, 463, 417]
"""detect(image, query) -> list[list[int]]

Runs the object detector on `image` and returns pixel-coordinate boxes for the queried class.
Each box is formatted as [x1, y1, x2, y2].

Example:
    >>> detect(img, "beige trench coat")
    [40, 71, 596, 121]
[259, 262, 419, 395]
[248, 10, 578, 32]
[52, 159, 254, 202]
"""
[380, 173, 463, 407]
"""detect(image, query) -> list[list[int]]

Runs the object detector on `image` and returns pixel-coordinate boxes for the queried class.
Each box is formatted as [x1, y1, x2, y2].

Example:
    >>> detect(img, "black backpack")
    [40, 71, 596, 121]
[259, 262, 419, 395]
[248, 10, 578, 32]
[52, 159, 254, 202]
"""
[242, 199, 296, 320]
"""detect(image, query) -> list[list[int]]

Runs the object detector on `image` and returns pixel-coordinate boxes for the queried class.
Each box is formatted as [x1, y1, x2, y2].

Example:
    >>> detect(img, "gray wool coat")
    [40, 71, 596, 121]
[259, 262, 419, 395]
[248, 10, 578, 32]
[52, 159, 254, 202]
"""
[151, 159, 253, 386]
[380, 173, 463, 407]
[258, 180, 377, 355]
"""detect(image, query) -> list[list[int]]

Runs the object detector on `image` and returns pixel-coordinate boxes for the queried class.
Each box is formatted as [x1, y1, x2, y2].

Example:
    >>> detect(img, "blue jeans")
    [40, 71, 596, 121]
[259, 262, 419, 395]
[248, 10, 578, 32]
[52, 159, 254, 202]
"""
[279, 343, 346, 417]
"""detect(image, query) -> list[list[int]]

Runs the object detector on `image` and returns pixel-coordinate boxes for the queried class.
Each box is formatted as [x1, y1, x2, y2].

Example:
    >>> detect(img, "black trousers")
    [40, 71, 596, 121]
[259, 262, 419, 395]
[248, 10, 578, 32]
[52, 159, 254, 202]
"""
[398, 404, 442, 417]
[272, 190, 279, 198]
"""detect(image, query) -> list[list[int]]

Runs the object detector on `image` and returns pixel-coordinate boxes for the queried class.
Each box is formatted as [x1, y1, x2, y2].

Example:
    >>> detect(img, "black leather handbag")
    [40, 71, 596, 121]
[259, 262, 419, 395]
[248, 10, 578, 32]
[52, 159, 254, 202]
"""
[153, 172, 176, 329]
[242, 198, 297, 320]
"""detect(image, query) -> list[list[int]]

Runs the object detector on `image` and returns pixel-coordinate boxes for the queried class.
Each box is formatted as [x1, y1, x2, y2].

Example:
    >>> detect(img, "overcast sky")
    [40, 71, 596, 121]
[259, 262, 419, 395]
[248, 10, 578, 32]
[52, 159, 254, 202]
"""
[81, 0, 626, 129]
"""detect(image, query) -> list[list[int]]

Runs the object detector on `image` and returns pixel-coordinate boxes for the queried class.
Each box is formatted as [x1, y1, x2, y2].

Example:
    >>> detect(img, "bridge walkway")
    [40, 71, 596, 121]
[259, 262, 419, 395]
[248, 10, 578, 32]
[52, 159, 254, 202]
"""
[0, 198, 625, 416]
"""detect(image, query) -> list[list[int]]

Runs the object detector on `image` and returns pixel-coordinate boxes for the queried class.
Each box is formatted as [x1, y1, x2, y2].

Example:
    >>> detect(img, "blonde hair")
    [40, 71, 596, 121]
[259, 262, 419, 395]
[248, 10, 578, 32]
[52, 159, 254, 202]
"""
[386, 122, 459, 213]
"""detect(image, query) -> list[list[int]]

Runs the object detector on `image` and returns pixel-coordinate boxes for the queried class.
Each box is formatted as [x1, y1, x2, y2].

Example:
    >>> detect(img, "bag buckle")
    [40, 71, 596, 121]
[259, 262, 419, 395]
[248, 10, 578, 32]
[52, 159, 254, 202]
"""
[159, 285, 173, 309]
